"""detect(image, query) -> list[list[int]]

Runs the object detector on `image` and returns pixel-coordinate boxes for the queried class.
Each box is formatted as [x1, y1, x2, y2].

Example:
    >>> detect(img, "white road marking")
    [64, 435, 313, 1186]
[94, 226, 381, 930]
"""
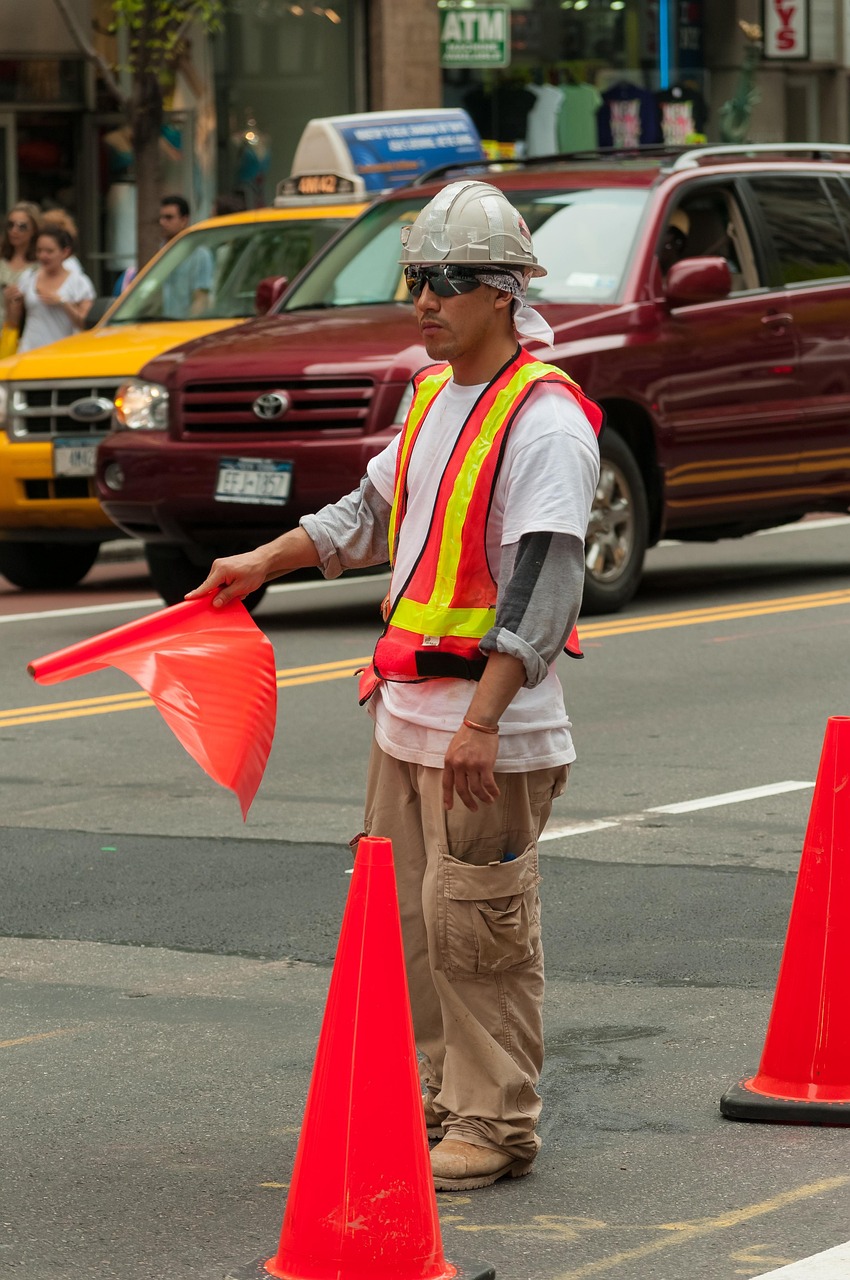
[751, 1240, 850, 1278]
[540, 780, 814, 842]
[0, 598, 160, 624]
[0, 573, 391, 626]
[647, 780, 815, 814]
[540, 819, 620, 841]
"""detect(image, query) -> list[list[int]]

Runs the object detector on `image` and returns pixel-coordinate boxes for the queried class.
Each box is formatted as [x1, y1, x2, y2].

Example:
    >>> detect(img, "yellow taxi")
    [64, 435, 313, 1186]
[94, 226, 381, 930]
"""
[0, 199, 362, 588]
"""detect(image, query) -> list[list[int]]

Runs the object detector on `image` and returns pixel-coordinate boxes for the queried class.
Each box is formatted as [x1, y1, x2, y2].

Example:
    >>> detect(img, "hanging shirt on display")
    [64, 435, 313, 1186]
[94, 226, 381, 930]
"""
[597, 81, 662, 148]
[463, 81, 537, 144]
[557, 83, 603, 153]
[656, 84, 709, 143]
[525, 84, 564, 156]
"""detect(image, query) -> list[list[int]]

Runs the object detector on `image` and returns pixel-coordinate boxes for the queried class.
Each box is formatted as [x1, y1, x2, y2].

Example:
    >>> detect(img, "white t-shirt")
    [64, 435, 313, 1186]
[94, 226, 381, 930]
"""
[18, 267, 96, 352]
[365, 378, 599, 771]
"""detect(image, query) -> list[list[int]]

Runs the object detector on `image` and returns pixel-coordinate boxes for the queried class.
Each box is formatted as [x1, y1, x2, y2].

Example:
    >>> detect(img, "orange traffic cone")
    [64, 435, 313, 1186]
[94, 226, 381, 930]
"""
[226, 836, 495, 1280]
[721, 715, 850, 1123]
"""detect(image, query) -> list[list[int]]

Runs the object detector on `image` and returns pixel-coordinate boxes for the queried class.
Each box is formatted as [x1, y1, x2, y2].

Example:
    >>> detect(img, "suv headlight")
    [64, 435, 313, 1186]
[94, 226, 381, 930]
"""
[393, 381, 414, 426]
[113, 379, 169, 431]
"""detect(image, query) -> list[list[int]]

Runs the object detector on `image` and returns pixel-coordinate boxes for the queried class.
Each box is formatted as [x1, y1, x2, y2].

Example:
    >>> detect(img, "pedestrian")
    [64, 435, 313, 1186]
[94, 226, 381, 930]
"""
[0, 201, 41, 350]
[40, 208, 85, 276]
[7, 225, 95, 352]
[186, 181, 601, 1191]
[157, 193, 213, 316]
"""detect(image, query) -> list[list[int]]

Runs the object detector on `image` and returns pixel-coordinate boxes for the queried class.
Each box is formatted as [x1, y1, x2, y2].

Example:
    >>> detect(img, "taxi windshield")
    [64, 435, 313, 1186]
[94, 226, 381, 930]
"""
[107, 216, 350, 323]
[281, 186, 648, 311]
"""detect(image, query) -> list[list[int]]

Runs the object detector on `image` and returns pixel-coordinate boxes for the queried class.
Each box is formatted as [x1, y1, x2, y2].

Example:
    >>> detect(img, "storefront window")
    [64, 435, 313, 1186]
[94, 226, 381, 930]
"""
[214, 1, 361, 207]
[439, 0, 707, 157]
[0, 59, 84, 105]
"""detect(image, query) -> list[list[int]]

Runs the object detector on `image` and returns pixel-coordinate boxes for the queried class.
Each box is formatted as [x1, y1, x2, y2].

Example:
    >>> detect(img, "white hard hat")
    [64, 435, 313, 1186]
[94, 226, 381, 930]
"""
[400, 180, 546, 278]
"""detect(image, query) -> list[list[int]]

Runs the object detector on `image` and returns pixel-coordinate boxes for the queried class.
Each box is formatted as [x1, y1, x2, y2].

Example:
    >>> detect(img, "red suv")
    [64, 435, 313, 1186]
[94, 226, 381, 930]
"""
[97, 144, 850, 613]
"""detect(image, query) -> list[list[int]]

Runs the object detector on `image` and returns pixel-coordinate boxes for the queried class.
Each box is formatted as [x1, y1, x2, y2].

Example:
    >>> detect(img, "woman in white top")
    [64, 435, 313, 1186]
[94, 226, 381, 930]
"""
[6, 226, 95, 352]
[0, 201, 41, 329]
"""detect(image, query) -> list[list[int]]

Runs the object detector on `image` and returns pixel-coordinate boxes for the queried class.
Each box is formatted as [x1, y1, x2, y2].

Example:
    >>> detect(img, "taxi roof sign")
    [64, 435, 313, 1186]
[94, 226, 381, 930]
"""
[275, 108, 484, 205]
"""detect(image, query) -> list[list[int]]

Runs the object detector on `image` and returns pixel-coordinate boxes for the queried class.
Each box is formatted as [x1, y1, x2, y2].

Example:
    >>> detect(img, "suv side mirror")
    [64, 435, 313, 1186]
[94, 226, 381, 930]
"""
[84, 296, 115, 329]
[664, 257, 732, 307]
[255, 275, 290, 315]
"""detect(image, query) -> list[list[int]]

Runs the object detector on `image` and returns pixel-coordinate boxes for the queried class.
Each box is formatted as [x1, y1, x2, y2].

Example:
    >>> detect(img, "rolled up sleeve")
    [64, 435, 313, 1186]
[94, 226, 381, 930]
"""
[480, 531, 586, 687]
[299, 476, 391, 578]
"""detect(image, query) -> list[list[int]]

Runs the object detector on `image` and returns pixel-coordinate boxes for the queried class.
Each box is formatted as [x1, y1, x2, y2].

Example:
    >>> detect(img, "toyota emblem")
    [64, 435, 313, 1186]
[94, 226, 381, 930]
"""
[252, 391, 290, 420]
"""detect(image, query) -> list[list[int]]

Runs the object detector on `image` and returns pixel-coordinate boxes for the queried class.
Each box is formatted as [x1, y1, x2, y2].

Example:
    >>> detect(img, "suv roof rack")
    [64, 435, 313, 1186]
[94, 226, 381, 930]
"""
[671, 143, 850, 170]
[413, 144, 692, 186]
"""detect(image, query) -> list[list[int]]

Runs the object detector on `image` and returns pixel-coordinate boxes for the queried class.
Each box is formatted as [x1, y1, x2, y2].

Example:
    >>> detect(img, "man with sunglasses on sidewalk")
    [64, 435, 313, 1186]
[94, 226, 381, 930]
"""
[187, 180, 601, 1190]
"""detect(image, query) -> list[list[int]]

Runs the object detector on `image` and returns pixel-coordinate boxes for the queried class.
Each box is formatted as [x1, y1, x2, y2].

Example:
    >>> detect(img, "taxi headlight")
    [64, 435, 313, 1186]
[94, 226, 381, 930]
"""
[113, 379, 169, 431]
[0, 384, 8, 429]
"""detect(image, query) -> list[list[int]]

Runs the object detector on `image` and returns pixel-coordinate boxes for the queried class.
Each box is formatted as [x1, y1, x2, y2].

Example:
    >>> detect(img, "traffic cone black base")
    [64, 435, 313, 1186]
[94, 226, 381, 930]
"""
[225, 1258, 497, 1280]
[719, 718, 850, 1126]
[720, 1078, 850, 1125]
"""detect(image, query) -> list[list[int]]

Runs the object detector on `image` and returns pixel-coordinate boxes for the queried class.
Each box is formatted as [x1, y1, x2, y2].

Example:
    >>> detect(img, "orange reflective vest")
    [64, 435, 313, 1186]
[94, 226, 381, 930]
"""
[358, 346, 602, 703]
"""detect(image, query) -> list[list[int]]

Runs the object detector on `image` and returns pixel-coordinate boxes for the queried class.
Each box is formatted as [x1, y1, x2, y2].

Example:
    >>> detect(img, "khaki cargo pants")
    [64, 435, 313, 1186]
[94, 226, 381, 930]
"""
[362, 739, 569, 1163]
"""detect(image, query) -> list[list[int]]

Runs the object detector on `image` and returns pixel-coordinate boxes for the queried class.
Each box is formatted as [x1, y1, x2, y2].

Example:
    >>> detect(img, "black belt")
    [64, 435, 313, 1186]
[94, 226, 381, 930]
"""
[414, 650, 486, 681]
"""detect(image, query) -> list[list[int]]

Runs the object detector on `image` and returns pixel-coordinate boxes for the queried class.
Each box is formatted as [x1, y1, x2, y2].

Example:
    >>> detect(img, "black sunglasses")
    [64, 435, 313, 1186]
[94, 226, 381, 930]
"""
[6, 220, 30, 231]
[404, 265, 485, 299]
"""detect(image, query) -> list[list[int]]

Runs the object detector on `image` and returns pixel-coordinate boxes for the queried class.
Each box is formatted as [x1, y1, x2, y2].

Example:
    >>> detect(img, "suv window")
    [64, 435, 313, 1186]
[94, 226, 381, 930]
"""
[282, 186, 649, 312]
[747, 175, 850, 286]
[660, 184, 760, 292]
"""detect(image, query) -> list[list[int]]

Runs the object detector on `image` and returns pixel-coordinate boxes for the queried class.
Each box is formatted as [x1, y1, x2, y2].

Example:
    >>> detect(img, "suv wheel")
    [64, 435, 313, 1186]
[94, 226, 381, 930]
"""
[0, 540, 100, 590]
[582, 430, 648, 615]
[144, 543, 268, 613]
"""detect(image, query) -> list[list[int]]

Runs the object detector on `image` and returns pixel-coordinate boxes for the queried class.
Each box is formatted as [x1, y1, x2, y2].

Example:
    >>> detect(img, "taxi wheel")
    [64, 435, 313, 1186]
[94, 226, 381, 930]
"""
[144, 543, 268, 613]
[582, 429, 648, 615]
[0, 540, 100, 590]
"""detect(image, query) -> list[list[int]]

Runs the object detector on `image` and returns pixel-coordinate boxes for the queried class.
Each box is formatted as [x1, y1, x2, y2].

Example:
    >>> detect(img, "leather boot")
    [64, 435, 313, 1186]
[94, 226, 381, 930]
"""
[430, 1138, 534, 1190]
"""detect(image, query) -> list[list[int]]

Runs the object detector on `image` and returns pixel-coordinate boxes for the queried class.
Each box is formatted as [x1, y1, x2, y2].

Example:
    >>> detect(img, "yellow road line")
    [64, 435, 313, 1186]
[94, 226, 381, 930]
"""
[0, 1027, 76, 1049]
[0, 656, 371, 728]
[3, 584, 850, 730]
[549, 1177, 850, 1279]
[579, 589, 850, 639]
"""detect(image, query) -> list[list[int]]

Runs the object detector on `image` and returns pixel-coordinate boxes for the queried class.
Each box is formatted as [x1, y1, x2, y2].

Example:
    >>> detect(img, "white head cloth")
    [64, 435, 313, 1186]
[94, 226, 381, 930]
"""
[476, 267, 555, 348]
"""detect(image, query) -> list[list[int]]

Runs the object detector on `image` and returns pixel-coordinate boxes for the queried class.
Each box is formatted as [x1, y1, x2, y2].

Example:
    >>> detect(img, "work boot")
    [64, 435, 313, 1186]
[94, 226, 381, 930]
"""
[422, 1093, 444, 1140]
[430, 1138, 534, 1191]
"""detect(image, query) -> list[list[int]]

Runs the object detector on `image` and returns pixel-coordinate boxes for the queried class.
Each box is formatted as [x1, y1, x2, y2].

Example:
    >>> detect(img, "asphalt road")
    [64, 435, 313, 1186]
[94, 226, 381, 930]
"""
[2, 520, 850, 1280]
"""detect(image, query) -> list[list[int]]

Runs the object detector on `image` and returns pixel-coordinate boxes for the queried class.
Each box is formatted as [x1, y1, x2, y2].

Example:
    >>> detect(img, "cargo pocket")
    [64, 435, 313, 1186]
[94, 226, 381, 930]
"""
[438, 842, 541, 977]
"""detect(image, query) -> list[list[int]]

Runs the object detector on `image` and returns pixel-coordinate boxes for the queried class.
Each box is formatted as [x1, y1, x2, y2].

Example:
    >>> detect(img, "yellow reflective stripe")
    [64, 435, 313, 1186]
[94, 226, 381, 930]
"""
[428, 360, 569, 616]
[387, 367, 452, 560]
[391, 598, 496, 639]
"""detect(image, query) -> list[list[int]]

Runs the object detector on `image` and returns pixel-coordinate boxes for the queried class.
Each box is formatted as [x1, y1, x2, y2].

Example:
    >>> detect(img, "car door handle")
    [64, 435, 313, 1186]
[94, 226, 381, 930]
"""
[761, 312, 793, 327]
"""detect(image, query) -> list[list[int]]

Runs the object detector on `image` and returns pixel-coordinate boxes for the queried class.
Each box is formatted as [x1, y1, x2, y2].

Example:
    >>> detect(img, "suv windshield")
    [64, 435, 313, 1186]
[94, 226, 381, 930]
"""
[108, 216, 350, 323]
[282, 186, 648, 311]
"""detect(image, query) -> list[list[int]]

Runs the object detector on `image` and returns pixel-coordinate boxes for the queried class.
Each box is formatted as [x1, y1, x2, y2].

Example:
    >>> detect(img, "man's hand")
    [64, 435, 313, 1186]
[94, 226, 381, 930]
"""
[185, 550, 270, 607]
[442, 723, 501, 812]
[185, 528, 321, 607]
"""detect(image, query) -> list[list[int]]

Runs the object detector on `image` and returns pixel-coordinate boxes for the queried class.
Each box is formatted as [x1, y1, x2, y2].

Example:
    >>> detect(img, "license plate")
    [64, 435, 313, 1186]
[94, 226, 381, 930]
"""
[53, 437, 98, 478]
[215, 457, 293, 506]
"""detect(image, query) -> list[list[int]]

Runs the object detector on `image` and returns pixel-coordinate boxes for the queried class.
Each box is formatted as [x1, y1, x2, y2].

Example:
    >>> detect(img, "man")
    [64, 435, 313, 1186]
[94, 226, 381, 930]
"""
[158, 194, 213, 316]
[659, 207, 690, 275]
[187, 181, 601, 1191]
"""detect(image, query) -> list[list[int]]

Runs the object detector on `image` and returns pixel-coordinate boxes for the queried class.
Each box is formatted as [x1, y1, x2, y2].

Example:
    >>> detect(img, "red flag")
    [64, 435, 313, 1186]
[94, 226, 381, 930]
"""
[28, 597, 277, 819]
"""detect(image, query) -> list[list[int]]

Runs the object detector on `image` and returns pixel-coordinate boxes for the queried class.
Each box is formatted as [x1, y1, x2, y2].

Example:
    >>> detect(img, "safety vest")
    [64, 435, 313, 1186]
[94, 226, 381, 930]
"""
[358, 346, 602, 703]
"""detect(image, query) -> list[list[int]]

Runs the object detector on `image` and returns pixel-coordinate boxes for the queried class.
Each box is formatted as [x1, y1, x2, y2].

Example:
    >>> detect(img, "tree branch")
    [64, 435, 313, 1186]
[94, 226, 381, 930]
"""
[52, 0, 129, 110]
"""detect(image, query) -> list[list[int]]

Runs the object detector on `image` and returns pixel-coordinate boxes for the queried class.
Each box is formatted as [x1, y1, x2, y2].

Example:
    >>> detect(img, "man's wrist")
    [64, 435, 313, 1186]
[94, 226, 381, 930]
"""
[462, 716, 499, 735]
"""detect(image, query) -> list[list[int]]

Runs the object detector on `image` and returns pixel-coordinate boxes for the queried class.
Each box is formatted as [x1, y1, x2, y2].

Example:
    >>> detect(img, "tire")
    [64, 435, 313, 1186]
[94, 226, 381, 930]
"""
[144, 543, 268, 613]
[581, 429, 649, 615]
[0, 540, 100, 590]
